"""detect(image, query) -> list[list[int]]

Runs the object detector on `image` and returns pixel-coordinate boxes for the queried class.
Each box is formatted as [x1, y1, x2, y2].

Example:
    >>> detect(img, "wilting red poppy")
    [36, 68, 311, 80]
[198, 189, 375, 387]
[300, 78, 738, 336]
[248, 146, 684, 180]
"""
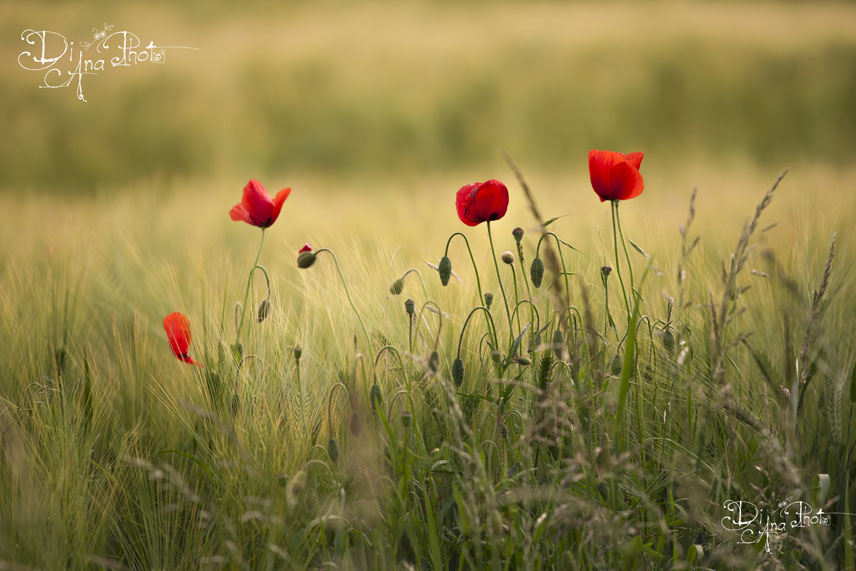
[588, 149, 644, 202]
[455, 179, 509, 226]
[298, 243, 312, 253]
[163, 312, 201, 366]
[229, 179, 292, 228]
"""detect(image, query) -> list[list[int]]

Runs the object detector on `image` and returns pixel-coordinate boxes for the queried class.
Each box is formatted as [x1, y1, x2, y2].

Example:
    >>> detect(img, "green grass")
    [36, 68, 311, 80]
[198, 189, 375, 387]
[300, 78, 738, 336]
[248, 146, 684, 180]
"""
[0, 163, 854, 569]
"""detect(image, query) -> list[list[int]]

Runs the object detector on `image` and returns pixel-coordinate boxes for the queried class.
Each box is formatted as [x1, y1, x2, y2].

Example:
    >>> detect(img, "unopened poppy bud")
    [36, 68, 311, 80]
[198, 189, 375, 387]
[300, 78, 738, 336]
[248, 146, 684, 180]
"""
[552, 328, 564, 360]
[530, 258, 545, 288]
[512, 227, 524, 244]
[663, 329, 675, 353]
[491, 350, 503, 365]
[501, 251, 515, 265]
[611, 353, 623, 375]
[404, 298, 415, 316]
[484, 292, 494, 308]
[438, 256, 452, 286]
[401, 411, 412, 428]
[428, 350, 440, 373]
[293, 345, 303, 362]
[643, 363, 654, 381]
[452, 357, 464, 386]
[297, 251, 316, 269]
[370, 384, 383, 411]
[327, 437, 339, 463]
[601, 265, 612, 278]
[517, 356, 532, 366]
[257, 299, 271, 322]
[389, 277, 405, 295]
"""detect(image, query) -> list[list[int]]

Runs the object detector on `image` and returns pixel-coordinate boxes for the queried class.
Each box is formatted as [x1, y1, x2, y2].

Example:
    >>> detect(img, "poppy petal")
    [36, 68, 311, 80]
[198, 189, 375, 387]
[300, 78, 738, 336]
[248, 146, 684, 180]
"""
[229, 203, 252, 224]
[624, 152, 644, 170]
[270, 187, 292, 225]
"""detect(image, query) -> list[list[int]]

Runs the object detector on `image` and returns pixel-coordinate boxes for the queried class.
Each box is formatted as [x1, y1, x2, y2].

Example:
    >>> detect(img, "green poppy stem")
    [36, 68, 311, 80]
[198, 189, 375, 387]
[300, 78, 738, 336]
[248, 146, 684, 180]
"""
[235, 228, 265, 345]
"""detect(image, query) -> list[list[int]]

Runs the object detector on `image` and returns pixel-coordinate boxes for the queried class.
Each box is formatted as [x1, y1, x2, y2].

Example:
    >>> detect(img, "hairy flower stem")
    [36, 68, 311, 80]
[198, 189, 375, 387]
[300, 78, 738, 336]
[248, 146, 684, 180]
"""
[614, 202, 636, 300]
[610, 201, 631, 327]
[315, 248, 371, 350]
[444, 232, 498, 347]
[234, 228, 265, 345]
[487, 221, 514, 348]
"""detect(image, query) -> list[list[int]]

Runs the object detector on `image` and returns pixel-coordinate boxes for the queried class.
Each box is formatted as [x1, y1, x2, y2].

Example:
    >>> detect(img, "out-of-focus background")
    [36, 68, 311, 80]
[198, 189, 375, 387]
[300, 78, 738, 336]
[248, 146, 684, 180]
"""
[3, 0, 856, 194]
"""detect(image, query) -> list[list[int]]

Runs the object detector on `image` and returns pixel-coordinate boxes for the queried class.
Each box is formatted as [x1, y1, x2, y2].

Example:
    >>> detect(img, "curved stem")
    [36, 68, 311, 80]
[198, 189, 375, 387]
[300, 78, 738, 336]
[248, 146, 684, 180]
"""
[487, 221, 513, 345]
[235, 228, 266, 344]
[316, 248, 371, 350]
[445, 232, 499, 347]
[456, 306, 498, 359]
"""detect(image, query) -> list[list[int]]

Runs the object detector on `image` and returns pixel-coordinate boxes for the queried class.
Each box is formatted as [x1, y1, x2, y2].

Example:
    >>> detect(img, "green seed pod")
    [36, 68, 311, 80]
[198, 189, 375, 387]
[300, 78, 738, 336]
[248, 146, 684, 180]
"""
[663, 328, 675, 353]
[551, 328, 564, 360]
[611, 353, 623, 375]
[517, 356, 532, 366]
[512, 227, 524, 244]
[257, 299, 271, 322]
[389, 277, 405, 295]
[484, 292, 494, 309]
[438, 256, 452, 286]
[452, 357, 464, 386]
[297, 251, 317, 269]
[530, 257, 545, 288]
[401, 411, 412, 428]
[327, 437, 339, 463]
[370, 384, 383, 411]
[293, 345, 303, 362]
[404, 298, 415, 316]
[501, 251, 515, 265]
[428, 350, 440, 373]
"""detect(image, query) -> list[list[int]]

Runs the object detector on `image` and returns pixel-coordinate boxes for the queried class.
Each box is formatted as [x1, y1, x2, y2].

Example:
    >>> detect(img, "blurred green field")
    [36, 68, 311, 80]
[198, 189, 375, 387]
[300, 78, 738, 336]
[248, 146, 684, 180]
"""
[3, 0, 856, 191]
[2, 1, 856, 569]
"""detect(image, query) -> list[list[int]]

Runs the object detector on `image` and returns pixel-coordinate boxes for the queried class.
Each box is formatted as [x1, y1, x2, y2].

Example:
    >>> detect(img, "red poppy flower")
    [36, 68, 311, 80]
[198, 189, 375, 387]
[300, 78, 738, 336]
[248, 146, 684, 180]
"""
[455, 179, 509, 226]
[163, 312, 201, 366]
[588, 149, 644, 202]
[229, 179, 292, 228]
[298, 243, 312, 253]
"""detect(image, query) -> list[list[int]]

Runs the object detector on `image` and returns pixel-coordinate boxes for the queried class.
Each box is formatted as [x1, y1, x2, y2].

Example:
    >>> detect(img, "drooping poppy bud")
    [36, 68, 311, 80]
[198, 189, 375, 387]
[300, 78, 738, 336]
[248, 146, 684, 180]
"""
[501, 251, 515, 265]
[349, 412, 362, 436]
[401, 411, 412, 428]
[438, 256, 452, 286]
[517, 356, 532, 366]
[428, 350, 440, 373]
[551, 328, 564, 360]
[389, 277, 405, 295]
[257, 299, 271, 322]
[484, 292, 494, 309]
[327, 437, 339, 463]
[297, 246, 316, 269]
[663, 328, 675, 353]
[455, 179, 509, 226]
[588, 149, 644, 202]
[370, 384, 382, 411]
[643, 363, 654, 382]
[611, 353, 623, 375]
[163, 312, 201, 366]
[530, 258, 545, 288]
[452, 357, 464, 386]
[230, 179, 292, 228]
